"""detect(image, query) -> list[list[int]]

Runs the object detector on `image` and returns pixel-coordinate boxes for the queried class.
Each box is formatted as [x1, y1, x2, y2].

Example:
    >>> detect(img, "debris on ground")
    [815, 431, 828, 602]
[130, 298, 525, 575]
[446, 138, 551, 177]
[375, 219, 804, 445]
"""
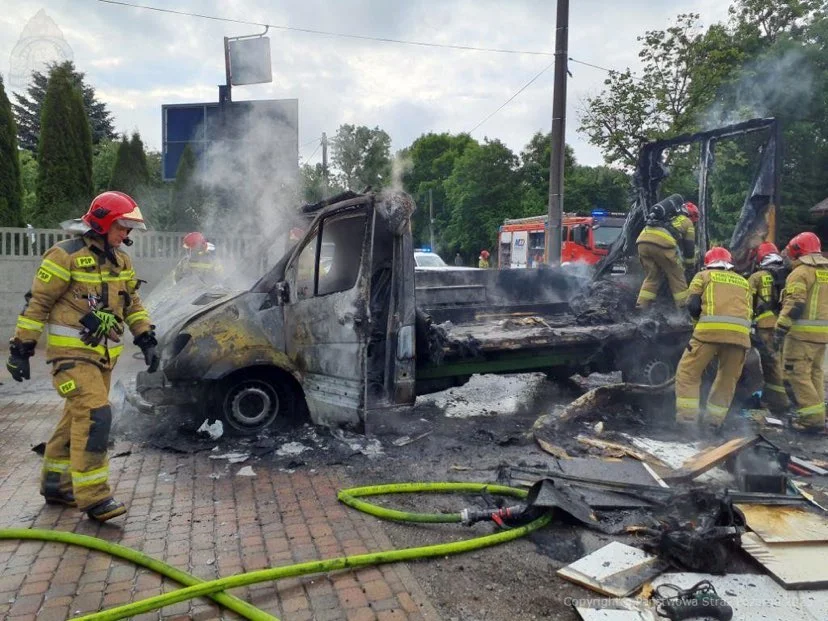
[209, 451, 250, 463]
[31, 442, 45, 455]
[555, 379, 674, 424]
[196, 418, 224, 440]
[651, 573, 828, 619]
[391, 431, 431, 447]
[236, 466, 256, 477]
[664, 436, 762, 483]
[740, 532, 828, 589]
[557, 541, 669, 597]
[275, 442, 310, 457]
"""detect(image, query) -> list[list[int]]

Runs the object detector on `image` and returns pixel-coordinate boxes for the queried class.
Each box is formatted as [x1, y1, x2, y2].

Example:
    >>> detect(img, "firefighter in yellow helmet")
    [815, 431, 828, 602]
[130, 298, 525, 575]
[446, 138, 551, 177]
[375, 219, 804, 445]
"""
[635, 195, 698, 309]
[775, 232, 828, 433]
[674, 247, 752, 430]
[5, 192, 159, 522]
[747, 242, 789, 414]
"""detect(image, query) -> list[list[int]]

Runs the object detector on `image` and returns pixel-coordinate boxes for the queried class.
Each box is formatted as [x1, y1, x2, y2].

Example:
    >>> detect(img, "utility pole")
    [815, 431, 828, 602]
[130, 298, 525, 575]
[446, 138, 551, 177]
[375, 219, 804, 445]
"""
[428, 188, 435, 251]
[546, 0, 569, 265]
[321, 132, 329, 197]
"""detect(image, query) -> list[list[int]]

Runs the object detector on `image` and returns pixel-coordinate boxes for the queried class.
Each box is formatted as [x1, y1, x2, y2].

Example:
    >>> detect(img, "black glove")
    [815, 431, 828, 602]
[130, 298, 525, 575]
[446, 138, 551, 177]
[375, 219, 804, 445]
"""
[773, 326, 789, 351]
[79, 309, 124, 347]
[7, 339, 35, 382]
[134, 331, 160, 373]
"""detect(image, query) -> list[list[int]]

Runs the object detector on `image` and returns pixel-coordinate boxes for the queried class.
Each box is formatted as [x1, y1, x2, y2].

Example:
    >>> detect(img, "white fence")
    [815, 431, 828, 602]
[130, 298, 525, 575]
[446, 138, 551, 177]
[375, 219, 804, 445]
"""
[0, 227, 264, 338]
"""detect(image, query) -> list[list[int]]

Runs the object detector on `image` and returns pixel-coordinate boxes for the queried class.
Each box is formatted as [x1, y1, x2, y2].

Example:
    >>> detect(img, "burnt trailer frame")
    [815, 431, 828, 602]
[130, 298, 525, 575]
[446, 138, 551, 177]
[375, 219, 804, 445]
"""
[595, 117, 781, 278]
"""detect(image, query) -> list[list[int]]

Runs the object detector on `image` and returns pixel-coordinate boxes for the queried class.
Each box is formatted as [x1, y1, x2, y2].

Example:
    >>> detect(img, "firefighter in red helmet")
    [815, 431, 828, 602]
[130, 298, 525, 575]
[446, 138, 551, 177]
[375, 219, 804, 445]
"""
[478, 249, 491, 269]
[776, 232, 828, 433]
[747, 242, 789, 414]
[5, 192, 158, 522]
[674, 247, 752, 431]
[174, 231, 223, 283]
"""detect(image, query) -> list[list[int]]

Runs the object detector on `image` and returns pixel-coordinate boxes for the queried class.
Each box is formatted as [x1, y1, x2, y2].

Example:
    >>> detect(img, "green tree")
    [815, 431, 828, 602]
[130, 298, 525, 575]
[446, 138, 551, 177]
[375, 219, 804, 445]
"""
[331, 124, 392, 190]
[579, 14, 742, 166]
[12, 61, 116, 153]
[0, 75, 23, 226]
[91, 139, 119, 194]
[169, 145, 204, 231]
[300, 162, 344, 203]
[108, 132, 150, 195]
[19, 150, 38, 223]
[34, 63, 93, 226]
[518, 132, 576, 216]
[401, 132, 477, 251]
[443, 139, 522, 257]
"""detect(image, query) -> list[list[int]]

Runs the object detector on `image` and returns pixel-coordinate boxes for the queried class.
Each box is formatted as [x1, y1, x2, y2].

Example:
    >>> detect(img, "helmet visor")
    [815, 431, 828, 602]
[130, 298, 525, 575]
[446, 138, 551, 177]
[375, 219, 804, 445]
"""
[117, 218, 147, 231]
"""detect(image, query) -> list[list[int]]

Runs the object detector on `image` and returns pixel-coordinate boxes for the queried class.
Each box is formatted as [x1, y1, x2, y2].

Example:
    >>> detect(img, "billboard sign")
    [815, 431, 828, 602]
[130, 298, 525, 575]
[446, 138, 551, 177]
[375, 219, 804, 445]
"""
[161, 98, 298, 181]
[228, 36, 272, 85]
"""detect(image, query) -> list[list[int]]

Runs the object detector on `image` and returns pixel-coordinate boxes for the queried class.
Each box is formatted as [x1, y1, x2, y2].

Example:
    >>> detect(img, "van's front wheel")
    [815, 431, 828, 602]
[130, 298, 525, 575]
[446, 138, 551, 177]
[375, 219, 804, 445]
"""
[215, 370, 299, 436]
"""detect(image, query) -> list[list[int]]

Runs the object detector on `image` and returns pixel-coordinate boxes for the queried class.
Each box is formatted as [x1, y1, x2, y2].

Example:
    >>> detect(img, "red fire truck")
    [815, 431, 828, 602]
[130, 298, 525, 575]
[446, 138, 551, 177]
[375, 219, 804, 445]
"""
[498, 211, 626, 268]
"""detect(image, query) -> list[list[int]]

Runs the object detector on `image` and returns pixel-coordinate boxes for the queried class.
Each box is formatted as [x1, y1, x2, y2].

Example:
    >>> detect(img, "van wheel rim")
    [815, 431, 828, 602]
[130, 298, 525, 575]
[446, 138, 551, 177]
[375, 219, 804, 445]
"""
[227, 381, 279, 429]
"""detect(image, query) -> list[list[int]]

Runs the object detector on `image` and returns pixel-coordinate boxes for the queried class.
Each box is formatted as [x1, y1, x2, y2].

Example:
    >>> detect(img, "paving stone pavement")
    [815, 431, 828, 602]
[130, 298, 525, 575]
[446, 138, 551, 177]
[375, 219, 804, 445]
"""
[0, 363, 442, 621]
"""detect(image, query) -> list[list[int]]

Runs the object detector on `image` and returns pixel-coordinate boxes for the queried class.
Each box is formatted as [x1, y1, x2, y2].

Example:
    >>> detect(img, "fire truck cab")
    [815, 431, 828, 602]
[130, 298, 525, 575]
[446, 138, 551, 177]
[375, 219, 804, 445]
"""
[498, 211, 625, 268]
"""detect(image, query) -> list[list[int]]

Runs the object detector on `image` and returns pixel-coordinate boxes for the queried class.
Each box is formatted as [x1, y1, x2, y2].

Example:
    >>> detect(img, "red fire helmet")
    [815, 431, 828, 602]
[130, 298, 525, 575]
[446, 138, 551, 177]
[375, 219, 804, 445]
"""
[786, 232, 822, 259]
[82, 191, 146, 234]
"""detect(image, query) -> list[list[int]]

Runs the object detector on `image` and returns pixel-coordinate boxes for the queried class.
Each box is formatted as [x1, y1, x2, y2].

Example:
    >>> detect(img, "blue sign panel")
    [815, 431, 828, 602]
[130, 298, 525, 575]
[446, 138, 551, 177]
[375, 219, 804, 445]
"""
[162, 98, 298, 181]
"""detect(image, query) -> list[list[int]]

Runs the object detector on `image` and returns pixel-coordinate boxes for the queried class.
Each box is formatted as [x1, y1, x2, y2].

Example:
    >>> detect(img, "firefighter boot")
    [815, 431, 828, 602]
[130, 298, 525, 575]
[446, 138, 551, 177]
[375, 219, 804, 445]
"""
[675, 338, 718, 425]
[783, 338, 827, 431]
[704, 344, 748, 429]
[87, 498, 127, 522]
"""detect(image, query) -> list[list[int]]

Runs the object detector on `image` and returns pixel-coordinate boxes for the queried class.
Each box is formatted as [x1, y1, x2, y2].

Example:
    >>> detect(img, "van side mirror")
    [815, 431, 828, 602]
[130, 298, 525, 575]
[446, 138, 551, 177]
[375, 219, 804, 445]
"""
[276, 281, 289, 304]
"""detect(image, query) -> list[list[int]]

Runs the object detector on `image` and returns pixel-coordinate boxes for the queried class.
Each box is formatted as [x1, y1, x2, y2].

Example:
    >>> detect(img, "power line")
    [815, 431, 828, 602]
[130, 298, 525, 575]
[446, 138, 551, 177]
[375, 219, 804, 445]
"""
[300, 137, 320, 147]
[94, 0, 556, 56]
[467, 60, 555, 134]
[304, 142, 321, 163]
[568, 57, 644, 81]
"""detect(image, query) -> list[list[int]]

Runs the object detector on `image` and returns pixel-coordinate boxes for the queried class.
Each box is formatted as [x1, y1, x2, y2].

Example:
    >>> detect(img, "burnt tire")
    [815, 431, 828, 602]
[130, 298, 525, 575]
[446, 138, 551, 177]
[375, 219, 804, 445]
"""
[215, 371, 299, 436]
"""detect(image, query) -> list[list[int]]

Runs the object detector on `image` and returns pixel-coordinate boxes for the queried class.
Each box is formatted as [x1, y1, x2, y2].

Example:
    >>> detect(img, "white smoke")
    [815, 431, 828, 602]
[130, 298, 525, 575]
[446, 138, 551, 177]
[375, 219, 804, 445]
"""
[192, 101, 307, 286]
[701, 48, 814, 128]
[390, 154, 413, 193]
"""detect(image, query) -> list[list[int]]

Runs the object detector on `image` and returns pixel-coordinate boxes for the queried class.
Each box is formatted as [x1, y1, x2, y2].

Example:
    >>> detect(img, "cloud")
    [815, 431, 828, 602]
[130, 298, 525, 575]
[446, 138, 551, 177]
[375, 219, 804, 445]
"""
[2, 0, 733, 165]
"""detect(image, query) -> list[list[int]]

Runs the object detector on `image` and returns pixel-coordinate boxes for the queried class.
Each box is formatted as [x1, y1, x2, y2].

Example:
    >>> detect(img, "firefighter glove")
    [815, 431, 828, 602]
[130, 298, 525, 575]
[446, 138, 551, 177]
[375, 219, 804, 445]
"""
[773, 326, 789, 351]
[134, 331, 159, 373]
[79, 309, 124, 347]
[7, 339, 35, 382]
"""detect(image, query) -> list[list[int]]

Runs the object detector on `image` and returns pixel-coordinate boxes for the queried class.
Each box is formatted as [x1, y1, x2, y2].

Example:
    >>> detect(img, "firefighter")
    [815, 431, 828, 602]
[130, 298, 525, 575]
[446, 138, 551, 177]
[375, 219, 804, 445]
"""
[635, 195, 697, 309]
[775, 231, 828, 433]
[747, 242, 789, 414]
[174, 231, 223, 283]
[478, 250, 490, 269]
[5, 191, 159, 522]
[675, 247, 752, 430]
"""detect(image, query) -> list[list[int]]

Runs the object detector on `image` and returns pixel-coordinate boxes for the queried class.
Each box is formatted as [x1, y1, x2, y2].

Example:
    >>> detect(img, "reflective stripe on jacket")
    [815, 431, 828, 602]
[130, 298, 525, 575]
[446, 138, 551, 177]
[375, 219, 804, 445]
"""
[778, 254, 828, 343]
[13, 235, 152, 367]
[688, 269, 752, 348]
[748, 269, 779, 329]
[636, 214, 695, 250]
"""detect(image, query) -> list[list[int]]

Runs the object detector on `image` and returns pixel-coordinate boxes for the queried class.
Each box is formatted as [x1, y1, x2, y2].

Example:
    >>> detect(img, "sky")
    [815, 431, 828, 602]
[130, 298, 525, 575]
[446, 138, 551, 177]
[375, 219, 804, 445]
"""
[1, 0, 733, 168]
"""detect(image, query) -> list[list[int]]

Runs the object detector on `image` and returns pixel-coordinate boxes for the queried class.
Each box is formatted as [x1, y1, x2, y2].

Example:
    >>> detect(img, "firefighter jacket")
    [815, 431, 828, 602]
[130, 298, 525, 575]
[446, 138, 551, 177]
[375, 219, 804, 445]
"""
[13, 235, 153, 368]
[636, 214, 695, 266]
[686, 268, 752, 348]
[777, 254, 828, 343]
[748, 269, 782, 329]
[174, 250, 223, 282]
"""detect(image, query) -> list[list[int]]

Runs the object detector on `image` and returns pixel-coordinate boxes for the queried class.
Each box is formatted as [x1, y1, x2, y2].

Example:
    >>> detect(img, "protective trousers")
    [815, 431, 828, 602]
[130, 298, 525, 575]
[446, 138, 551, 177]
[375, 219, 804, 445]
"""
[636, 243, 688, 308]
[41, 361, 113, 511]
[675, 338, 747, 426]
[755, 328, 789, 414]
[782, 336, 826, 429]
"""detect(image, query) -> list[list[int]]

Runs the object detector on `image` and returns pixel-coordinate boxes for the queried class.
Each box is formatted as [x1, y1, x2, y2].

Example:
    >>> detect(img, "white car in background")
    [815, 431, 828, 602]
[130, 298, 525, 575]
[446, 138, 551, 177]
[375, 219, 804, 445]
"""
[414, 250, 480, 271]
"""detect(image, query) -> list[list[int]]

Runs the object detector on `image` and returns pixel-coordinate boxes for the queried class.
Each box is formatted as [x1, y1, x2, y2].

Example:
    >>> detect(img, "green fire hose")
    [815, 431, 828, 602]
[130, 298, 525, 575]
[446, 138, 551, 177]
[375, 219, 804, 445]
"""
[0, 482, 551, 621]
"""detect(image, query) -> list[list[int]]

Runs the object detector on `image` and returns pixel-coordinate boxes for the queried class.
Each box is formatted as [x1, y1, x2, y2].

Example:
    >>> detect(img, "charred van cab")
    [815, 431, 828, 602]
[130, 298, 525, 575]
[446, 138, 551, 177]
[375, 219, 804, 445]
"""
[134, 192, 418, 434]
